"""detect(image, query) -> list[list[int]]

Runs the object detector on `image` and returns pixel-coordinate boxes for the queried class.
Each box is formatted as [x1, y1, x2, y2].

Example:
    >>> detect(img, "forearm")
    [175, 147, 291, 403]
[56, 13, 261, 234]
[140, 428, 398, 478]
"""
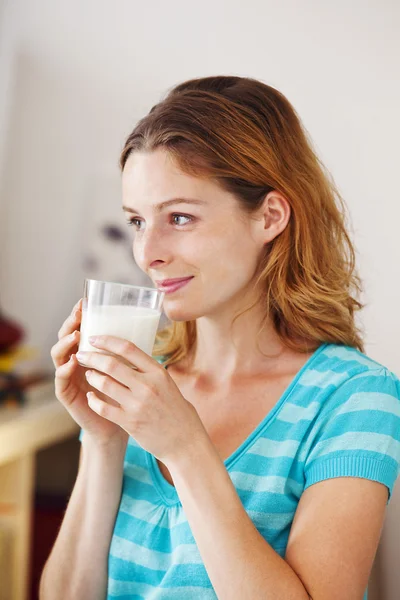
[167, 437, 310, 600]
[39, 436, 126, 600]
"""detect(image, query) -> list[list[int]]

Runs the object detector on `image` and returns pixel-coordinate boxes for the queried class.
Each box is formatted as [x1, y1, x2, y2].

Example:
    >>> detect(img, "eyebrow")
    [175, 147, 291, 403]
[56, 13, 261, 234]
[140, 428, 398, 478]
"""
[122, 197, 207, 214]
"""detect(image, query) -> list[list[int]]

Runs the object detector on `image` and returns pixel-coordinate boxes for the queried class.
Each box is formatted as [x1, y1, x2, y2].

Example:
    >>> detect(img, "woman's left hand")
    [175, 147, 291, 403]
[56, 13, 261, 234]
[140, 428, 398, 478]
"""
[76, 336, 207, 465]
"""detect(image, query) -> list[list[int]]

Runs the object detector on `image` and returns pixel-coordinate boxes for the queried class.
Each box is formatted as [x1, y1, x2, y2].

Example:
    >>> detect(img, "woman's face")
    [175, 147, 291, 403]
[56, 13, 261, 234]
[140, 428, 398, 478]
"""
[122, 148, 270, 322]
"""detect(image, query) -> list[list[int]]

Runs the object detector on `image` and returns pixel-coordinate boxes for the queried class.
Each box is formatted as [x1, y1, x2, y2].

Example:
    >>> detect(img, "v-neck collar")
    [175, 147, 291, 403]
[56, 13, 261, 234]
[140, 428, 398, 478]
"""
[147, 342, 328, 506]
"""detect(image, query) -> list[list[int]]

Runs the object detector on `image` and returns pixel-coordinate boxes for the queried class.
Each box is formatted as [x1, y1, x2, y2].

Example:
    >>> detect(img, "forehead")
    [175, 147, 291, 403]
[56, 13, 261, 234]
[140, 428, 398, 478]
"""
[121, 149, 236, 211]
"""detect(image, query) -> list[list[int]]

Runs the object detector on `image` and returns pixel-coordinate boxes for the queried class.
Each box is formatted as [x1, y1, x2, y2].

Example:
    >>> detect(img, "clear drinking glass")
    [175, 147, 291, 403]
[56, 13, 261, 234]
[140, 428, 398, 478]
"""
[77, 279, 165, 368]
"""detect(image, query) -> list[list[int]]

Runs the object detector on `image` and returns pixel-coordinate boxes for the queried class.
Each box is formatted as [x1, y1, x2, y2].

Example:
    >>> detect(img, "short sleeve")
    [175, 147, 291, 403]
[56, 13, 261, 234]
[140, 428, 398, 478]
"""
[304, 368, 400, 504]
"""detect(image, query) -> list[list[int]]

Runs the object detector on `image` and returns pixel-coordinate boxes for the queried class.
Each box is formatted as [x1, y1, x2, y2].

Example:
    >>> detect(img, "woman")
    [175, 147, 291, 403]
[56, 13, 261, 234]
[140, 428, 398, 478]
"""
[41, 76, 400, 600]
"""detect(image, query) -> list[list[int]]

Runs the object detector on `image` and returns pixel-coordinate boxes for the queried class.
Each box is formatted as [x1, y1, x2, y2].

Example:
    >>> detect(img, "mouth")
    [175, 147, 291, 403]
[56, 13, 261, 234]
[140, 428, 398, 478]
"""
[156, 276, 194, 294]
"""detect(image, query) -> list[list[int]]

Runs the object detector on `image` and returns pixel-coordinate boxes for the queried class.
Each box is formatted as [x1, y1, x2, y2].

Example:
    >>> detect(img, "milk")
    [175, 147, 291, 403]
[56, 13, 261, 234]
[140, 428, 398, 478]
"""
[78, 304, 161, 359]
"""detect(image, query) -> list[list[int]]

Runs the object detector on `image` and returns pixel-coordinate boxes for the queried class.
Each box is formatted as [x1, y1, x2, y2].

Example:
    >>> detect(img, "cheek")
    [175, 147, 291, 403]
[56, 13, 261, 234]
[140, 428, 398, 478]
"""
[197, 235, 260, 298]
[203, 231, 257, 272]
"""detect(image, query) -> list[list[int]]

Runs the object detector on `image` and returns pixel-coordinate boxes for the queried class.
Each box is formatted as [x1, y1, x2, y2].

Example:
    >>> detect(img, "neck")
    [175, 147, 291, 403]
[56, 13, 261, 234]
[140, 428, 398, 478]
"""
[185, 308, 295, 385]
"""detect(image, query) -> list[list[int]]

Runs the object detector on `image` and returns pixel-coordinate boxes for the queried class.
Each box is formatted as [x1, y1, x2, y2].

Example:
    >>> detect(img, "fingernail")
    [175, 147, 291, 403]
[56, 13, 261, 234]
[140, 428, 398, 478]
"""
[89, 336, 97, 344]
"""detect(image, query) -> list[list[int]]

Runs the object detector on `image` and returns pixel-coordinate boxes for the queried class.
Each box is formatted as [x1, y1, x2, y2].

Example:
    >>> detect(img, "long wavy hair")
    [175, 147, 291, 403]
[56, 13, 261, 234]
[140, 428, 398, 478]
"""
[119, 75, 365, 366]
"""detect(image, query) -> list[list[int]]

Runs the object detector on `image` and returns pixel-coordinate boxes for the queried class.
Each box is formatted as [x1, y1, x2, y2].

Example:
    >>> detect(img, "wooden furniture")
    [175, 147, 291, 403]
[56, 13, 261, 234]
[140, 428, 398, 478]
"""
[0, 381, 79, 600]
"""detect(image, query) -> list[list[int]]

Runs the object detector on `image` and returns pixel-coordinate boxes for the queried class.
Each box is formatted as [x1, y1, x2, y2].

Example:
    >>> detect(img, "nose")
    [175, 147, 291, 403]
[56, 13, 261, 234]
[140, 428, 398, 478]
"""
[133, 225, 170, 272]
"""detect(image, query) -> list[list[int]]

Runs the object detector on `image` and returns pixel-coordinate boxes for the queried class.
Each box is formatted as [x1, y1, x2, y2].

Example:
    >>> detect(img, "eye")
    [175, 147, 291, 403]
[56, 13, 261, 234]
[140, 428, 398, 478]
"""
[126, 213, 194, 230]
[171, 214, 193, 226]
[126, 217, 143, 230]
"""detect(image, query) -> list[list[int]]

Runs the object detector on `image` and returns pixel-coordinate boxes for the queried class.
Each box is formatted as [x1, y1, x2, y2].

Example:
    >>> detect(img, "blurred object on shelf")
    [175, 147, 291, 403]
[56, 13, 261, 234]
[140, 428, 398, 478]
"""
[0, 307, 53, 409]
[0, 344, 36, 372]
[0, 306, 24, 353]
[0, 367, 54, 409]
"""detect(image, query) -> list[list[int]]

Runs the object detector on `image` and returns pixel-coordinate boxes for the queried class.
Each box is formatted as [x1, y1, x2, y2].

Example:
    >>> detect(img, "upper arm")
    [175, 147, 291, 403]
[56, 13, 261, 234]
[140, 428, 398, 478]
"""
[285, 477, 388, 600]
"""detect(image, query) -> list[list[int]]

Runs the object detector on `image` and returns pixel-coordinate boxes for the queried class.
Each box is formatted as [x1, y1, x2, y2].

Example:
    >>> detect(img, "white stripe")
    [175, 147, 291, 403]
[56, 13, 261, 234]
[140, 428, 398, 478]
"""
[108, 578, 216, 599]
[335, 392, 400, 417]
[110, 535, 203, 570]
[322, 346, 384, 370]
[277, 401, 321, 423]
[299, 368, 349, 389]
[124, 463, 153, 486]
[119, 496, 187, 529]
[230, 471, 303, 496]
[308, 431, 400, 463]
[249, 437, 300, 459]
[247, 509, 294, 530]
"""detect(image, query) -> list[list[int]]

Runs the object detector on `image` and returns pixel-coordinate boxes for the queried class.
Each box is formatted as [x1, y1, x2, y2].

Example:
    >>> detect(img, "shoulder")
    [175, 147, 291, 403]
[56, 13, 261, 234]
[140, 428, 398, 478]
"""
[301, 342, 400, 410]
[312, 342, 394, 376]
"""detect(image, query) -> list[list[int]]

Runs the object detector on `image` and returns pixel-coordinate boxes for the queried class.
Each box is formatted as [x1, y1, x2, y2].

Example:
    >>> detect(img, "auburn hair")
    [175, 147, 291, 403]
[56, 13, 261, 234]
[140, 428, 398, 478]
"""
[119, 75, 365, 366]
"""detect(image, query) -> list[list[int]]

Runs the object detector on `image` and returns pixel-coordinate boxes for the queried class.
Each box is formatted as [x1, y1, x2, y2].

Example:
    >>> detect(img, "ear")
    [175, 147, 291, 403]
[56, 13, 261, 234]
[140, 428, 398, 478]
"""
[255, 190, 291, 244]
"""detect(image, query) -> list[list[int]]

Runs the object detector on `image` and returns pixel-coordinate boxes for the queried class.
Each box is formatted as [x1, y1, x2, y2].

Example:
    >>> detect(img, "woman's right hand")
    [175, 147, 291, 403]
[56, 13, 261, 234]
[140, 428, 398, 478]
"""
[51, 299, 128, 449]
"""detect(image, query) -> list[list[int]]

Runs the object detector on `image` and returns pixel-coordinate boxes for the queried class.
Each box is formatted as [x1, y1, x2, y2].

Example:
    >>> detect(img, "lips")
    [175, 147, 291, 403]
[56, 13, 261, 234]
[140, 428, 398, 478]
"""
[156, 276, 194, 293]
[156, 276, 193, 287]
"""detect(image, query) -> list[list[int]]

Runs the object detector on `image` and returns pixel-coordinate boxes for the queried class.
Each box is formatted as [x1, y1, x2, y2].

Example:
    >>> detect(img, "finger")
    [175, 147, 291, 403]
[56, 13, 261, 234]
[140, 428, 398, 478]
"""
[84, 369, 132, 408]
[51, 330, 80, 368]
[76, 350, 139, 390]
[57, 304, 82, 341]
[88, 336, 158, 373]
[54, 355, 77, 402]
[72, 298, 83, 312]
[69, 297, 83, 322]
[55, 353, 78, 385]
[87, 391, 124, 425]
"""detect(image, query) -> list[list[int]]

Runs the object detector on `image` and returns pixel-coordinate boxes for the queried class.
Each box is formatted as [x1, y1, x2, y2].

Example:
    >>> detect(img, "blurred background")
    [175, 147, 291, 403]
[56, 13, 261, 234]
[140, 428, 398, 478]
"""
[0, 1, 399, 598]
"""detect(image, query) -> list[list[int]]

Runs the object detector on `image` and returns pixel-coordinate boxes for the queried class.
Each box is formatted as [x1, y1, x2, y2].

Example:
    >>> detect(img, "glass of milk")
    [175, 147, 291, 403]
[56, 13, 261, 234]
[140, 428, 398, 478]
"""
[77, 279, 164, 368]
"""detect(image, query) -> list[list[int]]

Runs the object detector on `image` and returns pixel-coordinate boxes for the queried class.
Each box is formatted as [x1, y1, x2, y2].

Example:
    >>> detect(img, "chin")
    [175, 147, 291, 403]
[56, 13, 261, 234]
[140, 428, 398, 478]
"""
[163, 302, 201, 323]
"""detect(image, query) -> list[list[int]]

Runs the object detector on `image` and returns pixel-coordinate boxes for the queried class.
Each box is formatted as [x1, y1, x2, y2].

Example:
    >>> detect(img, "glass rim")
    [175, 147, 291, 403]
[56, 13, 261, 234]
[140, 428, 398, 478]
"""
[84, 278, 162, 295]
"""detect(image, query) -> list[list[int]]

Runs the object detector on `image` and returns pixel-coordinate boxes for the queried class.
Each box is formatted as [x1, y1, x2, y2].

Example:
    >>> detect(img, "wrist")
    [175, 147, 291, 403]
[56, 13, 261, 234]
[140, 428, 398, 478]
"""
[165, 428, 216, 476]
[81, 431, 128, 458]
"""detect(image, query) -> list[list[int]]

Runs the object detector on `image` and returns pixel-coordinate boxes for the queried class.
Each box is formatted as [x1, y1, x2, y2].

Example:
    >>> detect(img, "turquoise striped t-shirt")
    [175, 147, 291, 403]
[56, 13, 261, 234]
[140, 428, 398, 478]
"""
[79, 342, 400, 599]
